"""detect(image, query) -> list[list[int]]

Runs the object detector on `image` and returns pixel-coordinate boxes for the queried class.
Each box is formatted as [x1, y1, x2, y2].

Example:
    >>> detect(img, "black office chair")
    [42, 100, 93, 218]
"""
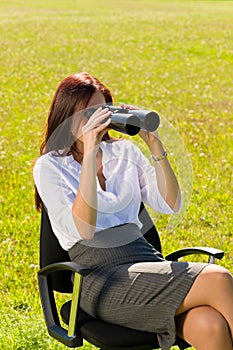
[38, 203, 224, 349]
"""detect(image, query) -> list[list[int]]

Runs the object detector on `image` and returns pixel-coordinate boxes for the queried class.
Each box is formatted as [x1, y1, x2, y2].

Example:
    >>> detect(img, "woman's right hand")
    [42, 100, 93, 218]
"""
[82, 107, 112, 156]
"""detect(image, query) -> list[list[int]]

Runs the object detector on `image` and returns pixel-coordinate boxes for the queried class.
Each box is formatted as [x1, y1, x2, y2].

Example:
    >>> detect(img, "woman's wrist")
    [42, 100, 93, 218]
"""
[151, 150, 167, 162]
[83, 142, 99, 159]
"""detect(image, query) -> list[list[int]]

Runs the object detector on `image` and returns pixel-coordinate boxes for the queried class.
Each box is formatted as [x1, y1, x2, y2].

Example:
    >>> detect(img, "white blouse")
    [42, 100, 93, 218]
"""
[33, 139, 174, 250]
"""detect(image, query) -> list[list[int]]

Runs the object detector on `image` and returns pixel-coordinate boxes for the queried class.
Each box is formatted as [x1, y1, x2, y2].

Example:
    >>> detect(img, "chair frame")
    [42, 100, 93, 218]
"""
[38, 204, 224, 349]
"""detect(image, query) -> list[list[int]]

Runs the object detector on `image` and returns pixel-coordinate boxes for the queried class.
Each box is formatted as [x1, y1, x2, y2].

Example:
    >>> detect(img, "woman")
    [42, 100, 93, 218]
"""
[34, 72, 233, 350]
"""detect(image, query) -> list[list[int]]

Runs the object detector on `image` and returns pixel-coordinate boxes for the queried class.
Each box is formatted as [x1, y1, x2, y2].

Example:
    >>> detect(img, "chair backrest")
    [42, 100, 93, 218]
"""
[40, 205, 73, 292]
[39, 203, 162, 293]
[138, 203, 162, 253]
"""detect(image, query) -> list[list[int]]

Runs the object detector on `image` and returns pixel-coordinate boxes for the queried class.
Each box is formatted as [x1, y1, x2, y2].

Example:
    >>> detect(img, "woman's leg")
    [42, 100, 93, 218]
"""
[176, 264, 233, 341]
[176, 306, 232, 350]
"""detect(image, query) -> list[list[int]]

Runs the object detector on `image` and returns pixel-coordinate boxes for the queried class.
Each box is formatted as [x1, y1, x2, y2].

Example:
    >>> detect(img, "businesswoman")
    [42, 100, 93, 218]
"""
[34, 72, 233, 350]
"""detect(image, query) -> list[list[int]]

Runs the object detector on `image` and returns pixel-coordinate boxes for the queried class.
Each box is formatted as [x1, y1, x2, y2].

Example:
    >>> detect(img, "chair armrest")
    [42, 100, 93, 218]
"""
[38, 261, 92, 348]
[39, 261, 92, 277]
[165, 247, 224, 263]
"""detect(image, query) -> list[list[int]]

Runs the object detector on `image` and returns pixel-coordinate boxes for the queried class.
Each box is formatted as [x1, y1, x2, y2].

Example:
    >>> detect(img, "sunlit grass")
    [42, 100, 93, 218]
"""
[0, 0, 232, 349]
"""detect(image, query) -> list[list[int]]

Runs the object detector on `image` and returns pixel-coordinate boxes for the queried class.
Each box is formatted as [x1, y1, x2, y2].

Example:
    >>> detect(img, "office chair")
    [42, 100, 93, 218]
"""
[38, 203, 224, 349]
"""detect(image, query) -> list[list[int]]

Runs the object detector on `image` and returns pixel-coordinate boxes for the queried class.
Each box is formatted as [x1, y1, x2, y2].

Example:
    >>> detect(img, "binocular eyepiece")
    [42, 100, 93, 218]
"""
[85, 104, 160, 136]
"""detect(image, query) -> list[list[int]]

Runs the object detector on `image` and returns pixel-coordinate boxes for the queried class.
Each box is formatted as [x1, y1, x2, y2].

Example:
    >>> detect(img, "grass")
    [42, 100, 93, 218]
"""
[0, 0, 232, 349]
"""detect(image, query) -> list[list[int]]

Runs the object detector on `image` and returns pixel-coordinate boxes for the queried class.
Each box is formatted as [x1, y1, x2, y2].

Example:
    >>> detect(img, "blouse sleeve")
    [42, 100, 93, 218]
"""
[131, 143, 175, 214]
[33, 155, 82, 247]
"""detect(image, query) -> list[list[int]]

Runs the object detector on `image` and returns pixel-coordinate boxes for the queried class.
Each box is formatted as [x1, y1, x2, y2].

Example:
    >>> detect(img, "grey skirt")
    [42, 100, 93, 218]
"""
[69, 224, 207, 350]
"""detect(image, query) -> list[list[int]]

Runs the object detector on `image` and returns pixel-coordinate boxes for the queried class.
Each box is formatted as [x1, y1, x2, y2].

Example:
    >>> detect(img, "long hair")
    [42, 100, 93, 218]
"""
[35, 72, 114, 211]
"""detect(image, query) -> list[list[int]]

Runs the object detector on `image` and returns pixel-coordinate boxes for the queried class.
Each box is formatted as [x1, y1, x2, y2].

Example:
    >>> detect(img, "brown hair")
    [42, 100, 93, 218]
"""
[35, 72, 114, 211]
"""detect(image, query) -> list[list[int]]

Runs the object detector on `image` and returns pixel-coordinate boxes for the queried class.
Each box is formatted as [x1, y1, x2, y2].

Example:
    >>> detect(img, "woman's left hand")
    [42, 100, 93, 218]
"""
[139, 129, 159, 145]
[120, 103, 163, 152]
[139, 129, 164, 154]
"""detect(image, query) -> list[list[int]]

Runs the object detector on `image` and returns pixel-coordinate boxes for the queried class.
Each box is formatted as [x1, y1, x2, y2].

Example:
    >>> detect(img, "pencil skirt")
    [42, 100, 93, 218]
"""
[68, 224, 207, 350]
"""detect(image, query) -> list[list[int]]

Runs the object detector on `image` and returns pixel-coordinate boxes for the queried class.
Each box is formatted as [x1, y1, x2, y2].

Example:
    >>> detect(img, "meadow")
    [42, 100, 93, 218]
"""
[0, 0, 232, 349]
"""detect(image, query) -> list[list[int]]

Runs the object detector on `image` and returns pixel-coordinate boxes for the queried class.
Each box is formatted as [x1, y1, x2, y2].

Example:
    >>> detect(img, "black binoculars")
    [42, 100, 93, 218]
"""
[85, 104, 160, 136]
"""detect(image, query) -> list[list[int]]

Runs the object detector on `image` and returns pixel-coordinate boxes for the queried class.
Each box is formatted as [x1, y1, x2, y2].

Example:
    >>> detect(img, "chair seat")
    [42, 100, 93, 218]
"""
[60, 301, 160, 350]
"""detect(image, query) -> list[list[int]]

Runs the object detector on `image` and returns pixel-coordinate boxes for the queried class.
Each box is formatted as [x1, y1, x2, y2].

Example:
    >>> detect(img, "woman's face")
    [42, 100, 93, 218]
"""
[87, 90, 106, 108]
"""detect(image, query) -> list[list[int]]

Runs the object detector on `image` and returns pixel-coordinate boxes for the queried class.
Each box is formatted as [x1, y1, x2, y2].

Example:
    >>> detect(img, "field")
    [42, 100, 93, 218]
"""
[0, 0, 232, 349]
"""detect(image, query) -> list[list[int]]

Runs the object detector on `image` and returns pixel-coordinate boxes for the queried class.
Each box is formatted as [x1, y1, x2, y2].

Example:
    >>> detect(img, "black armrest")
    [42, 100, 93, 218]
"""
[39, 261, 92, 277]
[38, 261, 92, 348]
[165, 247, 224, 263]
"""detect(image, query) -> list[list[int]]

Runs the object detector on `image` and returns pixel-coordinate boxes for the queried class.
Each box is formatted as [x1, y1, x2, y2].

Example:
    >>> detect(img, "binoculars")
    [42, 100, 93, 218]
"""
[85, 104, 160, 136]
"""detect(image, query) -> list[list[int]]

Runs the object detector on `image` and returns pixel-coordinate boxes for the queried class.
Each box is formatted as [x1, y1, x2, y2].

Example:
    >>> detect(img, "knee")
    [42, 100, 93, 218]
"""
[202, 265, 232, 286]
[212, 267, 232, 289]
[199, 308, 229, 338]
[176, 306, 232, 349]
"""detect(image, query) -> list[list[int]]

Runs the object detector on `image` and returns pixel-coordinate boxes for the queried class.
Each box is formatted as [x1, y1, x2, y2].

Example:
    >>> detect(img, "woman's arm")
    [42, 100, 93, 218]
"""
[72, 108, 111, 240]
[119, 103, 181, 213]
[72, 151, 97, 240]
[139, 131, 181, 213]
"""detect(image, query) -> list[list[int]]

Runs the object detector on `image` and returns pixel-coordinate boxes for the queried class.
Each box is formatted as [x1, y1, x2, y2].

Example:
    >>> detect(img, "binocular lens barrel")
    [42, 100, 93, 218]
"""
[129, 110, 160, 132]
[84, 105, 160, 136]
[109, 114, 140, 136]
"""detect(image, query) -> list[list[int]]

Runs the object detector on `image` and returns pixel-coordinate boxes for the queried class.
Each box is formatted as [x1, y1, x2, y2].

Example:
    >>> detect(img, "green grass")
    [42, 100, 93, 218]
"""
[0, 0, 232, 349]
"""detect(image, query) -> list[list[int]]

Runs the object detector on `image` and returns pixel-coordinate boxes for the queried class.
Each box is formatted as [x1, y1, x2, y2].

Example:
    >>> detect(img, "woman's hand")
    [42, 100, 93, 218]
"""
[139, 129, 159, 145]
[119, 103, 164, 156]
[119, 103, 139, 110]
[119, 104, 161, 147]
[82, 107, 111, 155]
[138, 130, 163, 154]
